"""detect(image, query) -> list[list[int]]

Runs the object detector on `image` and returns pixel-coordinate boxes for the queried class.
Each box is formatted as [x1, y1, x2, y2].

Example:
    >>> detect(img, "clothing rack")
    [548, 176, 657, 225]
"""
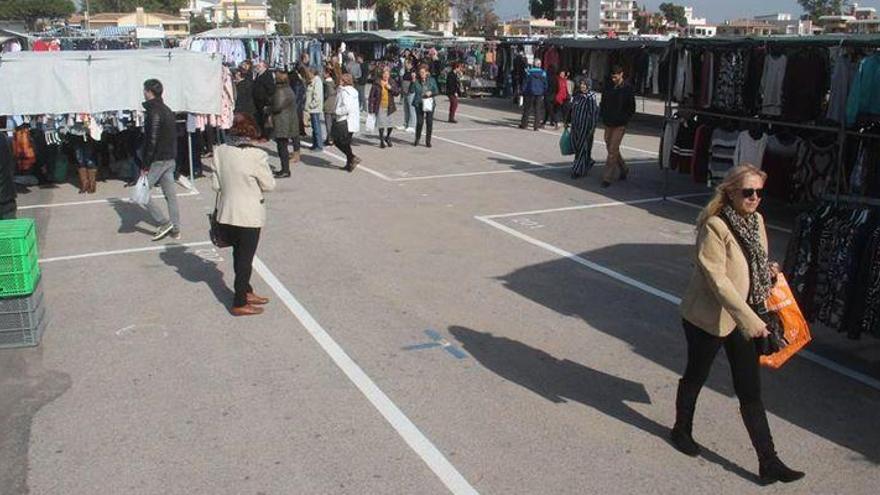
[662, 36, 880, 207]
[823, 193, 880, 207]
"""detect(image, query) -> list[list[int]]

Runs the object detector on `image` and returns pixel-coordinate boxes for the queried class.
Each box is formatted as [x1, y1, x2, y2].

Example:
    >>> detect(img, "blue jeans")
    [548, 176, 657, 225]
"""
[310, 113, 323, 150]
[146, 159, 180, 232]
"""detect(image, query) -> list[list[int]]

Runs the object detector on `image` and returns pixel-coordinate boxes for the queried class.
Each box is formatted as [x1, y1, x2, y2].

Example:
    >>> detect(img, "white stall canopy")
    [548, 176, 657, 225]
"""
[0, 49, 222, 116]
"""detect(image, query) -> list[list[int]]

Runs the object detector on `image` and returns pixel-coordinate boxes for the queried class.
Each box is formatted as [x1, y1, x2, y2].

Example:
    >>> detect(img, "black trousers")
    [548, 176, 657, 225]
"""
[332, 121, 354, 161]
[681, 319, 762, 406]
[275, 138, 290, 173]
[415, 109, 433, 144]
[224, 225, 261, 307]
[520, 95, 542, 130]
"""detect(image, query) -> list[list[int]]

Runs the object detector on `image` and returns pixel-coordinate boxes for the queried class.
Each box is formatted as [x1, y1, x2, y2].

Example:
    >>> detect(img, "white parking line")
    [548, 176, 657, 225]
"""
[38, 241, 213, 263]
[300, 139, 397, 181]
[20, 189, 200, 210]
[475, 210, 880, 391]
[455, 111, 659, 157]
[252, 257, 481, 495]
[481, 193, 711, 219]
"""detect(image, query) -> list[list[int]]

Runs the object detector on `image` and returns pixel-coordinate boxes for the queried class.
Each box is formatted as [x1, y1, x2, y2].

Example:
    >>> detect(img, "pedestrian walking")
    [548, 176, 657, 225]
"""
[410, 65, 439, 148]
[141, 79, 180, 241]
[542, 65, 558, 127]
[210, 127, 276, 317]
[565, 77, 600, 179]
[674, 164, 804, 485]
[599, 65, 636, 188]
[553, 70, 570, 129]
[322, 65, 338, 147]
[447, 63, 462, 123]
[252, 62, 275, 140]
[333, 73, 361, 171]
[401, 59, 416, 131]
[520, 59, 547, 131]
[270, 72, 299, 179]
[368, 66, 401, 149]
[304, 67, 324, 151]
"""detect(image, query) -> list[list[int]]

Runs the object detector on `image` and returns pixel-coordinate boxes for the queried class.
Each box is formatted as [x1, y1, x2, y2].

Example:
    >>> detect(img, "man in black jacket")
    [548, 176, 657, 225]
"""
[446, 63, 461, 123]
[142, 79, 180, 241]
[599, 65, 636, 188]
[253, 62, 276, 139]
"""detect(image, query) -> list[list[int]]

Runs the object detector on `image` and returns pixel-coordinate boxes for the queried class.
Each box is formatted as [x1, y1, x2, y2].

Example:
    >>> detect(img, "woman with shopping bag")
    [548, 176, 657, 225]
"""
[368, 66, 402, 149]
[210, 125, 276, 316]
[674, 164, 804, 485]
[564, 77, 599, 179]
[409, 64, 439, 148]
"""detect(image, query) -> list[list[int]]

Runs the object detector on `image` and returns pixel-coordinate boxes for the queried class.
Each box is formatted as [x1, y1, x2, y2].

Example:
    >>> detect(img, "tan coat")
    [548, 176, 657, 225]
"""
[680, 213, 768, 338]
[211, 145, 276, 228]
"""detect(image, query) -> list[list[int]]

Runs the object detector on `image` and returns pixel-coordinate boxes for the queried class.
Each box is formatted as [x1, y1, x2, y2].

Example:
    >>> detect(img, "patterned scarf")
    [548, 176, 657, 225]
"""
[721, 205, 772, 305]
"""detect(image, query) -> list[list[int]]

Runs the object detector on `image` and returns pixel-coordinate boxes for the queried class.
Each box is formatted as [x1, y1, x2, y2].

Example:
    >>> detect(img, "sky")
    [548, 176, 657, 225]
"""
[494, 0, 880, 23]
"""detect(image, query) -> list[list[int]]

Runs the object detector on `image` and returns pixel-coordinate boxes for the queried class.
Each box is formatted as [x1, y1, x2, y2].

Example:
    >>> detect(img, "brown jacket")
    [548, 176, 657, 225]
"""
[680, 213, 768, 338]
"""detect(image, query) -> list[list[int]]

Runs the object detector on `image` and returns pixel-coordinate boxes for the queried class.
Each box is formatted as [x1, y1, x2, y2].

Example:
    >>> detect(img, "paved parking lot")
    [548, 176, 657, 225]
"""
[2, 98, 879, 494]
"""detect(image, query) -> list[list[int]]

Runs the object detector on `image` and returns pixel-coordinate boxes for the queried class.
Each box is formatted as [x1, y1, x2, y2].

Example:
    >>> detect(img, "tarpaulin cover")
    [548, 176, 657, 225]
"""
[0, 49, 222, 116]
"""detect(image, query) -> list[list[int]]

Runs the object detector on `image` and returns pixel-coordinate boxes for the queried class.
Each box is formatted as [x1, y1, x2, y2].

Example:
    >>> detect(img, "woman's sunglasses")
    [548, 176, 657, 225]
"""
[741, 188, 764, 199]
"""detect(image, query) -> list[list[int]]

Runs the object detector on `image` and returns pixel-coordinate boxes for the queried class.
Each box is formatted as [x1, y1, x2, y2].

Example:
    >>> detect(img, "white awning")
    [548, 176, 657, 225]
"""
[0, 49, 223, 115]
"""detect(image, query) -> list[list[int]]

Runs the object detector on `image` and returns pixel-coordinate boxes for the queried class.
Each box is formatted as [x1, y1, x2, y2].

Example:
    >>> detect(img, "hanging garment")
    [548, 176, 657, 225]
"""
[699, 51, 713, 109]
[827, 52, 856, 123]
[794, 140, 837, 202]
[762, 134, 802, 201]
[659, 119, 680, 169]
[852, 226, 880, 338]
[670, 120, 697, 173]
[708, 127, 739, 183]
[760, 54, 787, 116]
[784, 204, 830, 320]
[846, 54, 880, 125]
[712, 51, 746, 113]
[733, 130, 768, 169]
[783, 48, 829, 122]
[674, 49, 693, 103]
[690, 124, 713, 184]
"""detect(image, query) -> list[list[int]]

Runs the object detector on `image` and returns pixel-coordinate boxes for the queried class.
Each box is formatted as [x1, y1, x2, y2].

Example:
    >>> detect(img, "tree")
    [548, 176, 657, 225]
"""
[0, 0, 76, 30]
[275, 22, 292, 35]
[376, 1, 394, 28]
[231, 0, 241, 27]
[408, 1, 428, 30]
[188, 11, 213, 34]
[267, 0, 290, 22]
[455, 0, 498, 36]
[798, 0, 847, 21]
[90, 1, 186, 14]
[529, 0, 555, 21]
[659, 2, 687, 27]
[376, 0, 411, 30]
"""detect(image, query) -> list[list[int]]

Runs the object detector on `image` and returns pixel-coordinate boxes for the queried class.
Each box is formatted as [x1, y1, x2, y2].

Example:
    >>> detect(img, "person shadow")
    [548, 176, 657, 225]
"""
[110, 200, 156, 235]
[448, 325, 759, 484]
[159, 248, 234, 311]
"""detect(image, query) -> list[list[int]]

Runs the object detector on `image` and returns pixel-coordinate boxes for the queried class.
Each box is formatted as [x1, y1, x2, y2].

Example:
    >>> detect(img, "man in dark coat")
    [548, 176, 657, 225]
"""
[599, 65, 636, 188]
[234, 68, 257, 117]
[252, 62, 276, 139]
[141, 79, 180, 241]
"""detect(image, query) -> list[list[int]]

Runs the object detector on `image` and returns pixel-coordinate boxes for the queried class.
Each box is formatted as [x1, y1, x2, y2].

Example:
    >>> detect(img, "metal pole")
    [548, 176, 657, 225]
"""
[663, 38, 676, 200]
[357, 0, 361, 32]
[574, 0, 580, 38]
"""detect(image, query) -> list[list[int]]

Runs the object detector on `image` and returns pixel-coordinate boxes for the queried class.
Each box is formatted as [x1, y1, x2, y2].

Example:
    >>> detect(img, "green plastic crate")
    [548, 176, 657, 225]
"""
[0, 219, 37, 257]
[0, 254, 40, 298]
[0, 236, 38, 274]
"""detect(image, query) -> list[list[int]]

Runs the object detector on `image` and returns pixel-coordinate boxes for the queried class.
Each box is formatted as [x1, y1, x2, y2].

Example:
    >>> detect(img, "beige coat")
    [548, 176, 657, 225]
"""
[680, 213, 768, 338]
[211, 145, 276, 228]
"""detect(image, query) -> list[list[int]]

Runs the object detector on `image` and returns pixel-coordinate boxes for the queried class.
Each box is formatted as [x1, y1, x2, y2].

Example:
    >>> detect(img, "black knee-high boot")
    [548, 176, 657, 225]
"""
[740, 402, 805, 484]
[385, 128, 393, 147]
[670, 379, 701, 456]
[379, 128, 386, 148]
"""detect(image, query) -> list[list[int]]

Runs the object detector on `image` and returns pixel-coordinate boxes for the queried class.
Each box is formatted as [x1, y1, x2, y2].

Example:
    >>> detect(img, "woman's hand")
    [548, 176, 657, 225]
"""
[755, 326, 771, 339]
[769, 261, 780, 280]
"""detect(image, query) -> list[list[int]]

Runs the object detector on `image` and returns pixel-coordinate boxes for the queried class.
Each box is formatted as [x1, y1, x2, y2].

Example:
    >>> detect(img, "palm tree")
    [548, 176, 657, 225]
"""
[423, 0, 449, 30]
[380, 0, 413, 30]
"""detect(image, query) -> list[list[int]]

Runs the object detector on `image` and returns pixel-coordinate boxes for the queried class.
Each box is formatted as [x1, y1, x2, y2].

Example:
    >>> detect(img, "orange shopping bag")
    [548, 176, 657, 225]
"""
[761, 273, 812, 369]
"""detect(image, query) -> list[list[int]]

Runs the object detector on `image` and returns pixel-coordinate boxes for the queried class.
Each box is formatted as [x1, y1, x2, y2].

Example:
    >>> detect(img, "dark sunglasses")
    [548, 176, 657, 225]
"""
[741, 188, 764, 199]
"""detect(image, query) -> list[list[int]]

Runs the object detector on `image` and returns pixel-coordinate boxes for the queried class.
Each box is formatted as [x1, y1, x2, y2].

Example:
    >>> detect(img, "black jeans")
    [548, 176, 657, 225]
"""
[520, 95, 542, 130]
[415, 109, 433, 144]
[332, 121, 355, 161]
[224, 225, 261, 308]
[681, 319, 762, 406]
[275, 138, 290, 173]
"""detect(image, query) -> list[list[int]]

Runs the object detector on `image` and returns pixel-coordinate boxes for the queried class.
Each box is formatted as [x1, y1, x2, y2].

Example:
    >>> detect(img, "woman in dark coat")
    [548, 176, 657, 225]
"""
[322, 65, 338, 147]
[368, 66, 401, 148]
[565, 77, 600, 179]
[270, 71, 300, 178]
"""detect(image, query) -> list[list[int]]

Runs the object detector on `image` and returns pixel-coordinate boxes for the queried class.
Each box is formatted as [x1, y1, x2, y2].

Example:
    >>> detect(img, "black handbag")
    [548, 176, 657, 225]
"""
[208, 166, 230, 248]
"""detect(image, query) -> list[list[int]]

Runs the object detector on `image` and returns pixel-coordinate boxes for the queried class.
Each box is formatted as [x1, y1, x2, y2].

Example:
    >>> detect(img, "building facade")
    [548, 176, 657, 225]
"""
[753, 12, 813, 35]
[716, 19, 777, 36]
[73, 7, 189, 37]
[208, 0, 271, 31]
[289, 0, 334, 34]
[501, 17, 563, 36]
[340, 8, 378, 32]
[684, 24, 716, 37]
[555, 0, 635, 35]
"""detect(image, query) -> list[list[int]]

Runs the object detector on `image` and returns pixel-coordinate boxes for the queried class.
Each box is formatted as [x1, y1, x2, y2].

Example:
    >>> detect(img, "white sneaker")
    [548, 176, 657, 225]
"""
[152, 223, 174, 242]
[176, 175, 193, 190]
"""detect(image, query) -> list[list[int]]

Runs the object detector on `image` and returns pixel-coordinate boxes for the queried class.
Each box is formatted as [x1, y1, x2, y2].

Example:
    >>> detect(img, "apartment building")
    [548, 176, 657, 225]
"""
[555, 0, 635, 35]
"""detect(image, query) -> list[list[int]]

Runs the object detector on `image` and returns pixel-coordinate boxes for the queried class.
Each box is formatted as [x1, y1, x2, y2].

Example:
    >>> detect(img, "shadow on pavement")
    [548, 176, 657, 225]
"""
[111, 200, 157, 235]
[449, 325, 758, 483]
[494, 244, 880, 463]
[159, 247, 233, 309]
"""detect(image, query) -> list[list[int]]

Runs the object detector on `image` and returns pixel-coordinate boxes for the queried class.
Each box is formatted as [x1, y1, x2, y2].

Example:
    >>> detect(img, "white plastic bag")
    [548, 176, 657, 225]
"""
[130, 174, 151, 205]
[422, 97, 434, 113]
[365, 113, 376, 132]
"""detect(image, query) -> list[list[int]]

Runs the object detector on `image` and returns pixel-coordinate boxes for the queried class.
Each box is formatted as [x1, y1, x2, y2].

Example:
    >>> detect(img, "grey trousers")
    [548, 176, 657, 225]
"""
[146, 159, 180, 231]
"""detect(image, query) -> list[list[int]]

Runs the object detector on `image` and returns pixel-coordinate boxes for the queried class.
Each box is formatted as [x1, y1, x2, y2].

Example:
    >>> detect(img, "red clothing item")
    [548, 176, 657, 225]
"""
[555, 76, 569, 105]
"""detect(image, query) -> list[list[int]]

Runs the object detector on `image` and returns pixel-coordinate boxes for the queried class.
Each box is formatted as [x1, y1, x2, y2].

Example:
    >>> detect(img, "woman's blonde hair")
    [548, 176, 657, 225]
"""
[695, 164, 767, 231]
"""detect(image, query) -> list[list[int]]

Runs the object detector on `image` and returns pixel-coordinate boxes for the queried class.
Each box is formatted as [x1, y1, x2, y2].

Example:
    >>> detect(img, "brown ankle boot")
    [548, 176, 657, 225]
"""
[77, 168, 89, 194]
[292, 150, 301, 163]
[87, 169, 98, 194]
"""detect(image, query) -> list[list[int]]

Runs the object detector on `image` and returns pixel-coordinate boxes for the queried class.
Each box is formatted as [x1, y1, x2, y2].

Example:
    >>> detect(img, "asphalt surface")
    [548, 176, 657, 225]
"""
[2, 98, 878, 495]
